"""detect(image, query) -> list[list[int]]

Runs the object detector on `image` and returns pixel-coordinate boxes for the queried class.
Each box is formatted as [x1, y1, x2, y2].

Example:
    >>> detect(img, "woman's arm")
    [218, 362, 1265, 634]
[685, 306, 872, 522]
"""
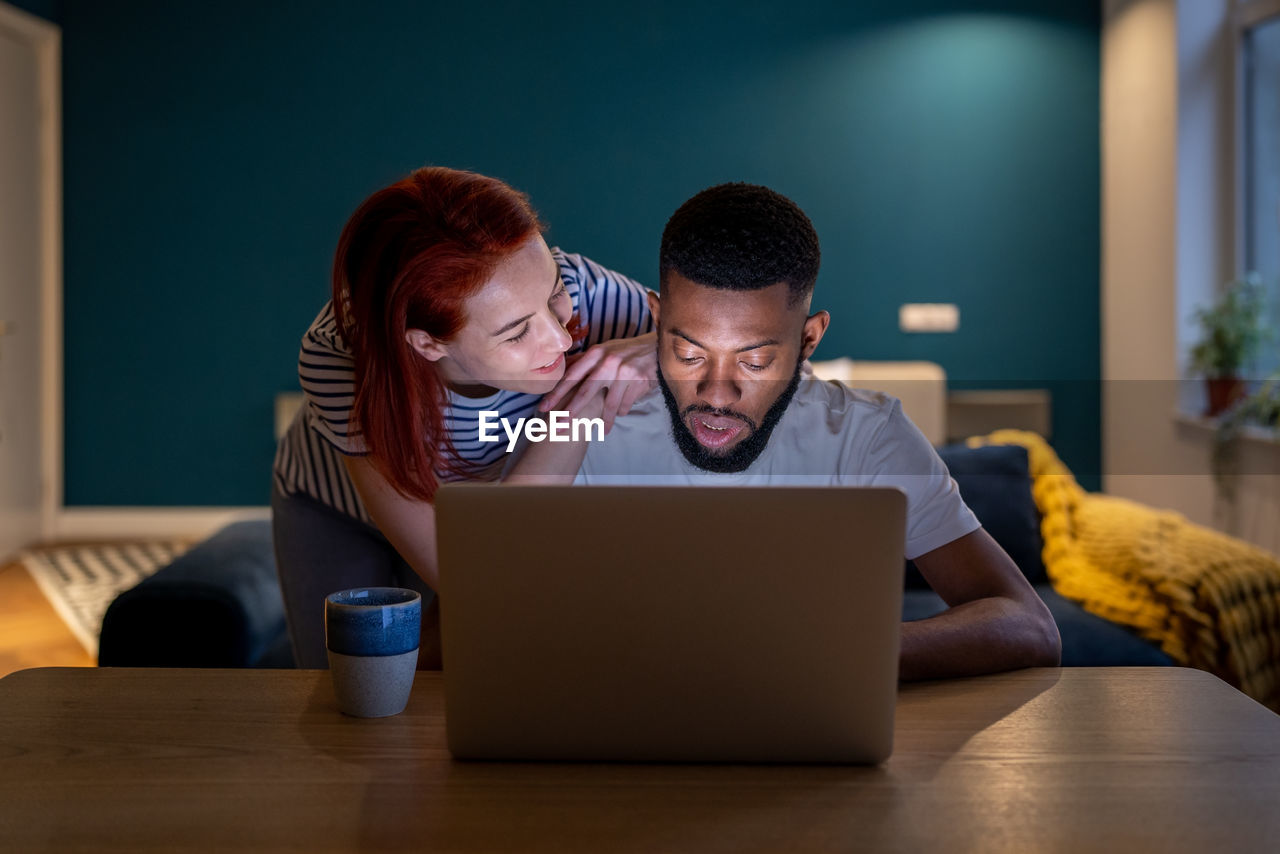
[342, 386, 607, 591]
[342, 412, 597, 667]
[342, 250, 652, 642]
[342, 455, 443, 591]
[341, 455, 445, 668]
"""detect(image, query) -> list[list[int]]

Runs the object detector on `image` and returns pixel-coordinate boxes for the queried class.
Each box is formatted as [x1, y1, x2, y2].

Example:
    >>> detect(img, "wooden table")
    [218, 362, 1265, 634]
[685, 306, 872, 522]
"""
[1, 667, 1277, 853]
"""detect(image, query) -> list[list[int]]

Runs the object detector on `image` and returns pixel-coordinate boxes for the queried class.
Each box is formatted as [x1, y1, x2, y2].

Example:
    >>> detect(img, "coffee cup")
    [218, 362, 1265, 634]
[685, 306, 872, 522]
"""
[325, 587, 421, 717]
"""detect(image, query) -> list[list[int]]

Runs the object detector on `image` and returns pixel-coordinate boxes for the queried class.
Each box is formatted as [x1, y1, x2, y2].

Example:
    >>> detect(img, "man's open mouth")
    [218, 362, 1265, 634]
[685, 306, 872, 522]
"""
[688, 413, 748, 449]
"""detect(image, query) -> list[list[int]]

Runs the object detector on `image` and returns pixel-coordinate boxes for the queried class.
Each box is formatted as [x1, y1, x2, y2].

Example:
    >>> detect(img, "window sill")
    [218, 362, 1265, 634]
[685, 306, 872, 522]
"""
[1173, 411, 1280, 446]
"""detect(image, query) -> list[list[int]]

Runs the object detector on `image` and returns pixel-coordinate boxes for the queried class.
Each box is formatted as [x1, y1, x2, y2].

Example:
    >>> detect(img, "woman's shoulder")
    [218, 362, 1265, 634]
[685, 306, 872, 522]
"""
[550, 247, 652, 343]
[551, 247, 592, 288]
[300, 299, 352, 359]
[550, 246, 579, 269]
[551, 248, 646, 291]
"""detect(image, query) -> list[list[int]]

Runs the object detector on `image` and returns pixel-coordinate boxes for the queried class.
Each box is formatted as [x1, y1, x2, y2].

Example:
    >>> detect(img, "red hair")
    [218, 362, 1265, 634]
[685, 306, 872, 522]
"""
[332, 166, 544, 502]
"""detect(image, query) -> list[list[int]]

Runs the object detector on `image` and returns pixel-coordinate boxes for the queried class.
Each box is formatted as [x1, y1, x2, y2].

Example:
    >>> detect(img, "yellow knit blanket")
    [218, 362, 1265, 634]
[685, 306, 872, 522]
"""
[968, 430, 1280, 711]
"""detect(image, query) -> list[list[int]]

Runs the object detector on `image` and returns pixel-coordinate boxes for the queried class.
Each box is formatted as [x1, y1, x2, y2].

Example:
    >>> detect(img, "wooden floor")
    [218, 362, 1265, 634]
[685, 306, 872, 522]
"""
[0, 558, 94, 679]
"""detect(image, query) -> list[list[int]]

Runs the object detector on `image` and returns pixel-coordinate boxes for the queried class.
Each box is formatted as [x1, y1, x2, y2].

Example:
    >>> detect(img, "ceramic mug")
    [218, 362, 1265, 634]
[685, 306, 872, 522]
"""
[325, 587, 421, 717]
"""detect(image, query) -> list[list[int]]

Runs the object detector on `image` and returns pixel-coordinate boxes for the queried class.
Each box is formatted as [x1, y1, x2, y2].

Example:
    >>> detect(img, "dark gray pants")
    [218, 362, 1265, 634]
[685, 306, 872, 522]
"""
[270, 484, 437, 669]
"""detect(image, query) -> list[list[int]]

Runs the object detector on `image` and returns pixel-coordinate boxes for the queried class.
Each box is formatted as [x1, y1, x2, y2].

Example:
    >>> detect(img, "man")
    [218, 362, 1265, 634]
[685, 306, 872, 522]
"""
[576, 182, 1061, 680]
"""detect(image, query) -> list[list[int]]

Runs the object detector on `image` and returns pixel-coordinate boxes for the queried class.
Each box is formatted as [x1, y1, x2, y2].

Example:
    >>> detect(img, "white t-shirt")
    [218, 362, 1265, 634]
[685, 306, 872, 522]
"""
[576, 376, 980, 560]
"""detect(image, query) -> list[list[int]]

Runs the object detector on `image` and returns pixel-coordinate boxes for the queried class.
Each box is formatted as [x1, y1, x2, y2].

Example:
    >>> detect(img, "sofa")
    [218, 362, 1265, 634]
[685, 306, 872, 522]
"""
[903, 442, 1171, 666]
[98, 520, 295, 668]
[97, 442, 1174, 670]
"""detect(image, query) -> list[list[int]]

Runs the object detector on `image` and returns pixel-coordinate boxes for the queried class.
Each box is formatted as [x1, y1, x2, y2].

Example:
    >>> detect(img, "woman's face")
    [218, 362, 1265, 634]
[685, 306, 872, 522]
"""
[409, 236, 574, 396]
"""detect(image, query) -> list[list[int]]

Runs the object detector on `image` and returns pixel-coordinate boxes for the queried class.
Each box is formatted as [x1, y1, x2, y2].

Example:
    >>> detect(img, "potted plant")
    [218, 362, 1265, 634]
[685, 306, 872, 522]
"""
[1188, 275, 1267, 416]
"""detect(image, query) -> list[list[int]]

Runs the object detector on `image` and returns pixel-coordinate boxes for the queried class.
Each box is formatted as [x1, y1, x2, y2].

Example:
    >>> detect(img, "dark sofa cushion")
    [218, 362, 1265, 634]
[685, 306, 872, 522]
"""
[906, 443, 1047, 588]
[902, 586, 1173, 666]
[98, 519, 292, 668]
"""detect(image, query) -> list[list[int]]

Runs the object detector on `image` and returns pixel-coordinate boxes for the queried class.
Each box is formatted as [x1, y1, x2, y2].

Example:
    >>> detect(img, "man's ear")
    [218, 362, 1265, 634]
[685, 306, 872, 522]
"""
[800, 310, 830, 361]
[405, 328, 449, 362]
[646, 290, 661, 329]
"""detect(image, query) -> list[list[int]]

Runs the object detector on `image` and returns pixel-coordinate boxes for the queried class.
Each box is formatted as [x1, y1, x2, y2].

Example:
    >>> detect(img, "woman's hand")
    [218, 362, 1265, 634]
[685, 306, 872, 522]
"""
[539, 332, 658, 431]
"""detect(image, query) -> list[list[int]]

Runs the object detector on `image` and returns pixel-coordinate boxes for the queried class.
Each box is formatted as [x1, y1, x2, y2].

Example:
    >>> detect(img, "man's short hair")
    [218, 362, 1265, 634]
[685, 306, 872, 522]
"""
[659, 182, 821, 307]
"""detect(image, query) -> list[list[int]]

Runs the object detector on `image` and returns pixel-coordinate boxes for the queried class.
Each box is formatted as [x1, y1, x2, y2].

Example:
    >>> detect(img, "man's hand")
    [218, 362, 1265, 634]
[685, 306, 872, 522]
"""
[539, 332, 658, 432]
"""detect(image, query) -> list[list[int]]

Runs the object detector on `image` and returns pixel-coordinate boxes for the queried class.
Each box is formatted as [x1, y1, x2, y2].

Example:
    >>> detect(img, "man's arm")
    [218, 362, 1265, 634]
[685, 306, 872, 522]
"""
[900, 527, 1061, 681]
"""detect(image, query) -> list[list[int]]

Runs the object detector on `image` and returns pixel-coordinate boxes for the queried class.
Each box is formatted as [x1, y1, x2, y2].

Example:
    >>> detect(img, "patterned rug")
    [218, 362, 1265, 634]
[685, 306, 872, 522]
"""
[19, 541, 190, 658]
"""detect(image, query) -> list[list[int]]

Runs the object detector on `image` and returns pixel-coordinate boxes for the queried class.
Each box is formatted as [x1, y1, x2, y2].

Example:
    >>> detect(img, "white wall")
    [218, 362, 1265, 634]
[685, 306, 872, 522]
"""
[1102, 0, 1280, 553]
[0, 3, 58, 563]
[0, 19, 43, 562]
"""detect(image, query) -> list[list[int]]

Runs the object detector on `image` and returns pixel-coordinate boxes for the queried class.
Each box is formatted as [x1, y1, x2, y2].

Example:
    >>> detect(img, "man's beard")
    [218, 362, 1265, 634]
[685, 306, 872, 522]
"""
[657, 357, 803, 474]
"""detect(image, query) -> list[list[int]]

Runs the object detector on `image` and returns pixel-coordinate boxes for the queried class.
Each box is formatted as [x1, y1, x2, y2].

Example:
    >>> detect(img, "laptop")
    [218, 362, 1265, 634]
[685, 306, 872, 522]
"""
[435, 485, 906, 764]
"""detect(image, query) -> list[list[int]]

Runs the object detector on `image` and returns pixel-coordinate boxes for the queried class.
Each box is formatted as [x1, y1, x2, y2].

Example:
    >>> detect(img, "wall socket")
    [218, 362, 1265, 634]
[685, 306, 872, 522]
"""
[899, 303, 959, 333]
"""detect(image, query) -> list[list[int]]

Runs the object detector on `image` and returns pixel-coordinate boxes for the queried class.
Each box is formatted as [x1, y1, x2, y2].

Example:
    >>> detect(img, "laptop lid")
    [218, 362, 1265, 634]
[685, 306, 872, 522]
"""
[436, 485, 906, 763]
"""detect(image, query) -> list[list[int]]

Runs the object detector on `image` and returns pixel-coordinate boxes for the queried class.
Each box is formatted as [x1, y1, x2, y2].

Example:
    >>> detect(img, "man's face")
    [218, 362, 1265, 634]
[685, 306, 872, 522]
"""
[651, 273, 829, 473]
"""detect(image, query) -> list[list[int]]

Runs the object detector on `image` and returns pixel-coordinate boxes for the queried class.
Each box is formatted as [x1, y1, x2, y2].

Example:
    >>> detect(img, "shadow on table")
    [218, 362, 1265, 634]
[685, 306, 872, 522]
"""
[296, 669, 1059, 852]
[889, 668, 1062, 781]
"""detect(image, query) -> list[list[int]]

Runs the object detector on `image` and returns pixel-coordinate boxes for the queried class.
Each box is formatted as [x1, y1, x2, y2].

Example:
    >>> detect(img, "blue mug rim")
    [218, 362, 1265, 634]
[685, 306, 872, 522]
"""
[325, 587, 421, 657]
[325, 586, 421, 610]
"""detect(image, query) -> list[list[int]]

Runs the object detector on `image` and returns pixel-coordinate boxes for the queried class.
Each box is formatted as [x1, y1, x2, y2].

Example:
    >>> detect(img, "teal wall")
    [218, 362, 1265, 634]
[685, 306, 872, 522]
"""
[48, 0, 1099, 504]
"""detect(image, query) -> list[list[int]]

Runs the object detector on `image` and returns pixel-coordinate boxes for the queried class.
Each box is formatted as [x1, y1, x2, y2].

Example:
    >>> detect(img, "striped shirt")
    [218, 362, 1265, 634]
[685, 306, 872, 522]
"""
[272, 249, 654, 522]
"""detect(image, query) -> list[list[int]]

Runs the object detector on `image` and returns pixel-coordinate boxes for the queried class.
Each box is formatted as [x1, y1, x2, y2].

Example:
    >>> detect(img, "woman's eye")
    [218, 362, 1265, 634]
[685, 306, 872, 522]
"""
[507, 325, 531, 344]
[550, 283, 568, 302]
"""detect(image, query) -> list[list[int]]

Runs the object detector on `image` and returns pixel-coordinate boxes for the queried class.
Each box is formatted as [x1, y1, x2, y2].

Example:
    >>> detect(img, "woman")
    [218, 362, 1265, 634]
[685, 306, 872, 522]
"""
[272, 166, 656, 668]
